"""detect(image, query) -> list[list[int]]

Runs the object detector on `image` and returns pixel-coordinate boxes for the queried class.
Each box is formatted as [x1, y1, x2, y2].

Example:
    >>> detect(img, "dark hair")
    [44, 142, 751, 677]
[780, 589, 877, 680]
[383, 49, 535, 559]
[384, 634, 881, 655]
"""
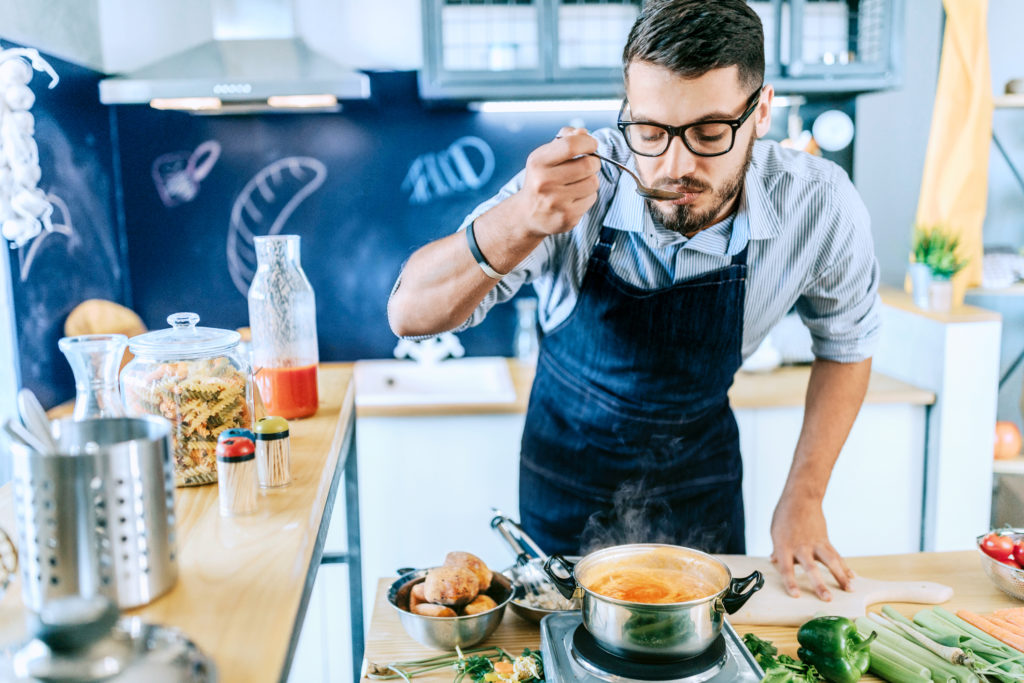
[623, 0, 765, 91]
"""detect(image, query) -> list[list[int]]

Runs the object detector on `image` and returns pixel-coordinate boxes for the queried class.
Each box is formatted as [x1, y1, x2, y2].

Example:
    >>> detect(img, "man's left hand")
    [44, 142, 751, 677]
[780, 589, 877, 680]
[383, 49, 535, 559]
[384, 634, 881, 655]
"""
[769, 491, 854, 601]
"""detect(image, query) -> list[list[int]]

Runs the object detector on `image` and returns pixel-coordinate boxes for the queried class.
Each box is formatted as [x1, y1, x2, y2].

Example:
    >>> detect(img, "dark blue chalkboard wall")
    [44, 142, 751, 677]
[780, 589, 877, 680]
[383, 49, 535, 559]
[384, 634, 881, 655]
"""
[114, 71, 607, 360]
[5, 46, 127, 408]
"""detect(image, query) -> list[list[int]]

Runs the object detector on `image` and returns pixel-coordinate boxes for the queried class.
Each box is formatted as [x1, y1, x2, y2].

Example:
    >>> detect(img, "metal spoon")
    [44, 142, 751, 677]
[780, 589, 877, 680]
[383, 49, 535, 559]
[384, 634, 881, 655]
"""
[586, 152, 686, 201]
[3, 418, 50, 455]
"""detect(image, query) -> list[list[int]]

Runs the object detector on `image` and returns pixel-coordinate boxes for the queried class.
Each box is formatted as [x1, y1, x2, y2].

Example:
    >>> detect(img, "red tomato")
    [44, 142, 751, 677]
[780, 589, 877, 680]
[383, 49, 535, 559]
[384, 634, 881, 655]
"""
[981, 533, 1015, 562]
[1013, 539, 1024, 563]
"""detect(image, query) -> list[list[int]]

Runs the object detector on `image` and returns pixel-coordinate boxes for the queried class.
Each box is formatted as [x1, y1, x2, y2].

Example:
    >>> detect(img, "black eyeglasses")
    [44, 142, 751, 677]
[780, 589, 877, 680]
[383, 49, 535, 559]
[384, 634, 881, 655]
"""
[617, 86, 763, 158]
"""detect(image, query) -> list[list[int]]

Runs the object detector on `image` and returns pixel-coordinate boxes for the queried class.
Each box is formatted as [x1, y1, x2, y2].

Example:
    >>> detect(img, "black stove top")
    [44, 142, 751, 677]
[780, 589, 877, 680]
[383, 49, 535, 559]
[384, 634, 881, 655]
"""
[540, 613, 763, 683]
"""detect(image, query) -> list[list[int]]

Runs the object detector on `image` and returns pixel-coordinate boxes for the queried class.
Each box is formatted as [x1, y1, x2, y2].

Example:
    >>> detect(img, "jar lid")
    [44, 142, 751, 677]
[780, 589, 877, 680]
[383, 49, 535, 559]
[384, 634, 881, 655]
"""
[217, 437, 255, 461]
[128, 313, 241, 360]
[218, 428, 255, 443]
[254, 416, 289, 439]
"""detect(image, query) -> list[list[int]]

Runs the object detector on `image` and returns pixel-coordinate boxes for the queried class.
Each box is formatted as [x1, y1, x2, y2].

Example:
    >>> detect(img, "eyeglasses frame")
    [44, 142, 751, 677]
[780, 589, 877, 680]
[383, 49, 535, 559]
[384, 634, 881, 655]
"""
[617, 86, 765, 158]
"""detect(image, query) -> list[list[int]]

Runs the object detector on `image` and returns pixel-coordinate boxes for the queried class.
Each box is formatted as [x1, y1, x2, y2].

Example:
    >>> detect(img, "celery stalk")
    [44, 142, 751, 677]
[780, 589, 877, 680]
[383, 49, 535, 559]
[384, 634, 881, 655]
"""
[870, 647, 932, 683]
[856, 617, 975, 683]
[871, 640, 932, 678]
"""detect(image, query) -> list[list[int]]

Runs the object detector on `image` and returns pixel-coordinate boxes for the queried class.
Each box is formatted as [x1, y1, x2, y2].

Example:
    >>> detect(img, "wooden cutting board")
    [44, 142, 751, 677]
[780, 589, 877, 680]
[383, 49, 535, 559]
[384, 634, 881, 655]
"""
[719, 555, 954, 626]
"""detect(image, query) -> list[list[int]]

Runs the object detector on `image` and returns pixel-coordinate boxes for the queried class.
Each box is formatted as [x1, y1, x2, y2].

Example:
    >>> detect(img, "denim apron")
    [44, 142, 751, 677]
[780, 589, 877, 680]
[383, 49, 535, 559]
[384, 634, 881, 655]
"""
[519, 225, 748, 556]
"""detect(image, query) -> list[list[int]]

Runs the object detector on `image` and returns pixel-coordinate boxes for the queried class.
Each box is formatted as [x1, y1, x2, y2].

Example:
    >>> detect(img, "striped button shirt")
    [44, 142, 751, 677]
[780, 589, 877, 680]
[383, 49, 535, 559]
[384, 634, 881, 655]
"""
[438, 131, 881, 363]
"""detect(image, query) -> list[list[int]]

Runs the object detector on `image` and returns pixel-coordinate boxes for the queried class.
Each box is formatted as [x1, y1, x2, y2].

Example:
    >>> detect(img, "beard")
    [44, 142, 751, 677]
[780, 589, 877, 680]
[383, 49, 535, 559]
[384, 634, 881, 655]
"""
[645, 137, 755, 237]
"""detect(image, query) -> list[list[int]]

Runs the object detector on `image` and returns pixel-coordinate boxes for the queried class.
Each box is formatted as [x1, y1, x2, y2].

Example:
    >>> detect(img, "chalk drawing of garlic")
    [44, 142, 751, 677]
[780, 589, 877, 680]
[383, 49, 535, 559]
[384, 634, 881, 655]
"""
[0, 46, 58, 248]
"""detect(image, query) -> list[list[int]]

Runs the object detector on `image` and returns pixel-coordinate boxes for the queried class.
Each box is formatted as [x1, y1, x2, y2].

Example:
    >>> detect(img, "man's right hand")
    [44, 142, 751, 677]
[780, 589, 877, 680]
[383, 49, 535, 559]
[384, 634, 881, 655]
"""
[512, 127, 602, 238]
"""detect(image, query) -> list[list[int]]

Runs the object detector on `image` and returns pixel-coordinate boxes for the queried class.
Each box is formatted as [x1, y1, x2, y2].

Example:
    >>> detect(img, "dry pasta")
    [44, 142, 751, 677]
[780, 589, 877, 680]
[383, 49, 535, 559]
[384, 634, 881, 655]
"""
[122, 357, 252, 486]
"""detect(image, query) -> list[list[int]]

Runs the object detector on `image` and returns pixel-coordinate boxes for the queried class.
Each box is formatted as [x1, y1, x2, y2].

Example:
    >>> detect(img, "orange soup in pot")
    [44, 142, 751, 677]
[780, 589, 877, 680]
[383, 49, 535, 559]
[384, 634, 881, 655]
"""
[579, 547, 723, 604]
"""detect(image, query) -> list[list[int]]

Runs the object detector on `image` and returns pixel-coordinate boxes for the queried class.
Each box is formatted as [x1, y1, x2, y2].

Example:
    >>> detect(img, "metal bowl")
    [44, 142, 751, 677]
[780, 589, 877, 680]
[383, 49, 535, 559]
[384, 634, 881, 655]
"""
[503, 556, 581, 624]
[386, 568, 514, 650]
[978, 530, 1024, 601]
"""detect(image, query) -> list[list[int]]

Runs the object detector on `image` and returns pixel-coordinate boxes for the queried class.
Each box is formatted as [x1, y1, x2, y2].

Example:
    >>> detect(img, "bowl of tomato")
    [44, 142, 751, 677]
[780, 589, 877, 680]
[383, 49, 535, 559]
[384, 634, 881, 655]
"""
[978, 530, 1024, 601]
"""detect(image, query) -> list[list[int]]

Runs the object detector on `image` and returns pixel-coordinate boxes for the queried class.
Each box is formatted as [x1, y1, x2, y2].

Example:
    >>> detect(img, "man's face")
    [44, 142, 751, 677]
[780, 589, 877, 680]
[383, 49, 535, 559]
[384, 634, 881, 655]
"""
[623, 62, 772, 236]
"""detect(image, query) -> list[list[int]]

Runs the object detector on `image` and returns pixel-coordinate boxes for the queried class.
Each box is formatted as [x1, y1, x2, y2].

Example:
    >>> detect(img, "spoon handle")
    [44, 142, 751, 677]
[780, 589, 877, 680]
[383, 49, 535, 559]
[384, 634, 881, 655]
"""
[18, 388, 58, 453]
[4, 418, 50, 455]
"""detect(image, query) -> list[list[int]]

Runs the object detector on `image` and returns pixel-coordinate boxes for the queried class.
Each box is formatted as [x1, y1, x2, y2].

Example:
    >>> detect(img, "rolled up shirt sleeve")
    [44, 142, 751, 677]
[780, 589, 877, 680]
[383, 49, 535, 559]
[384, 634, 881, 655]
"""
[389, 169, 554, 338]
[794, 166, 881, 363]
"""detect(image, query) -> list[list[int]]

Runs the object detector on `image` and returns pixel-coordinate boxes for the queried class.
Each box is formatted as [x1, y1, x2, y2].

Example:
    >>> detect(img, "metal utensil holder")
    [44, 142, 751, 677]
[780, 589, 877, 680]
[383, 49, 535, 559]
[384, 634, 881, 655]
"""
[11, 416, 178, 611]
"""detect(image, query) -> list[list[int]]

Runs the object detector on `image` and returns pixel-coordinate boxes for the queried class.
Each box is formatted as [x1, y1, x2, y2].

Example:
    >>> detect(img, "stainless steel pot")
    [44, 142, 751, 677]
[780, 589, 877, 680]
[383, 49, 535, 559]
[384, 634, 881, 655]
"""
[544, 543, 762, 661]
[386, 567, 514, 650]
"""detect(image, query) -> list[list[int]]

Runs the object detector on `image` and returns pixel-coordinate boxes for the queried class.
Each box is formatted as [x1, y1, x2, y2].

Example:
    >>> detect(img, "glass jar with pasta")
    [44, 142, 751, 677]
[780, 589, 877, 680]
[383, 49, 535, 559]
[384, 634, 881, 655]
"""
[121, 312, 254, 487]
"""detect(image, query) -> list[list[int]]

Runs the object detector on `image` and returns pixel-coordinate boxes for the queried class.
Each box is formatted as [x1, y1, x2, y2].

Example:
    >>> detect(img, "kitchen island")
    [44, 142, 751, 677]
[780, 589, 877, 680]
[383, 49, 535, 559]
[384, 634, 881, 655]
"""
[360, 551, 1020, 682]
[0, 364, 356, 683]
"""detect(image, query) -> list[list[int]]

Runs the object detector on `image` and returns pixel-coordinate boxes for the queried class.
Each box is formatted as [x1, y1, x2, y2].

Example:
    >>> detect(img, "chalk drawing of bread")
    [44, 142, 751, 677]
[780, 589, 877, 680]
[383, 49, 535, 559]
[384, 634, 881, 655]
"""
[227, 156, 327, 296]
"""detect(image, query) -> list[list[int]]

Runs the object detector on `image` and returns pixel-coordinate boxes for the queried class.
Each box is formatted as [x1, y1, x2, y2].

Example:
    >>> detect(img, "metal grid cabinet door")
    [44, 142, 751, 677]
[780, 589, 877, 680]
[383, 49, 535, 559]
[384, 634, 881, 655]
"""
[420, 0, 551, 100]
[548, 0, 641, 97]
[785, 0, 903, 91]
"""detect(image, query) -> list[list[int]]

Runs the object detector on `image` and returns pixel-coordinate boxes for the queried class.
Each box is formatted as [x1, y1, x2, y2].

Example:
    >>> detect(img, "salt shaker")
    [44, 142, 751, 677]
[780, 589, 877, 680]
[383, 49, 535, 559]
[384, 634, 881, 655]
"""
[254, 416, 290, 488]
[216, 437, 258, 516]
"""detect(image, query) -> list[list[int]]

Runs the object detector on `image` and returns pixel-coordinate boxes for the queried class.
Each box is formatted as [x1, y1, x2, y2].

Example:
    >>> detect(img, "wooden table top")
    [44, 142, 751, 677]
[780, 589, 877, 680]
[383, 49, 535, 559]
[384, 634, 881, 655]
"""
[0, 363, 355, 683]
[360, 551, 1020, 682]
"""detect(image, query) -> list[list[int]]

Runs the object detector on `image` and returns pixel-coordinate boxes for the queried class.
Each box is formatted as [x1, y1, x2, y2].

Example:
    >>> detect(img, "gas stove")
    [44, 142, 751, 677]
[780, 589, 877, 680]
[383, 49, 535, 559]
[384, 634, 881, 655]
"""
[540, 612, 763, 683]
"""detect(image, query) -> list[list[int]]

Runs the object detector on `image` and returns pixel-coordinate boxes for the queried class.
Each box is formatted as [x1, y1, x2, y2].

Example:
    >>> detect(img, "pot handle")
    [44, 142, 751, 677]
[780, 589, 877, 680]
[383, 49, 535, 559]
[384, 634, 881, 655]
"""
[722, 570, 764, 614]
[543, 554, 579, 600]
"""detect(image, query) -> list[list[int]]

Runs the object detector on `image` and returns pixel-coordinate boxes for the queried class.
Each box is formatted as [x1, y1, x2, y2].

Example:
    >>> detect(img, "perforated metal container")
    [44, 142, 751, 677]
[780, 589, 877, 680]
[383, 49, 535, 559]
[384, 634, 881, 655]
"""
[11, 416, 178, 611]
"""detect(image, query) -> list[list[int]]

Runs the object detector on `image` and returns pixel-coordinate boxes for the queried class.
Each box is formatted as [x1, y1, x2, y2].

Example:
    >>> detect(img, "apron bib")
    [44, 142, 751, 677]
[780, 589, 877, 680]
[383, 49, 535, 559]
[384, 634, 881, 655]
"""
[519, 225, 748, 555]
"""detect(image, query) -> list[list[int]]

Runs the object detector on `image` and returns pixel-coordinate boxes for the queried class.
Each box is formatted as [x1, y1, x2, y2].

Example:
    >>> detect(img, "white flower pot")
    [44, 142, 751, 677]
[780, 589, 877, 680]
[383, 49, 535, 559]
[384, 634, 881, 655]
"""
[908, 263, 932, 309]
[929, 278, 953, 313]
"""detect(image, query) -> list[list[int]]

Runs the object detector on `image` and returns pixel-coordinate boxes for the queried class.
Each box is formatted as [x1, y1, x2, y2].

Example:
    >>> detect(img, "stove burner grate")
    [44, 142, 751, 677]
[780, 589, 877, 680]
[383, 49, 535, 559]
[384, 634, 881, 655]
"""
[569, 625, 727, 683]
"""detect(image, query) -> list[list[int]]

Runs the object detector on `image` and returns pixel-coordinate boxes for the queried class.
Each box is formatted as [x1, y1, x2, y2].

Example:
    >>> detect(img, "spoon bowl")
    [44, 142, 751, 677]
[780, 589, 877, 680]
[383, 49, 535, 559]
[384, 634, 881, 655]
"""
[587, 153, 686, 201]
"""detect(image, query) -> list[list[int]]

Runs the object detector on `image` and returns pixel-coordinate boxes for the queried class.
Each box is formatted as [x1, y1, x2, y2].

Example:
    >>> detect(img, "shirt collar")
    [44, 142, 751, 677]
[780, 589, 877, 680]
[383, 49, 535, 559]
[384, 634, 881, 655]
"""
[601, 140, 784, 249]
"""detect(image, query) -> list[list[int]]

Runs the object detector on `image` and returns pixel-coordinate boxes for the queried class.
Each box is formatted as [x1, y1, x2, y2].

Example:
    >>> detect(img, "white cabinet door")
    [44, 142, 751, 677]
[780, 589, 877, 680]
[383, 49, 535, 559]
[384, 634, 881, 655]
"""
[737, 403, 926, 557]
[356, 413, 526, 630]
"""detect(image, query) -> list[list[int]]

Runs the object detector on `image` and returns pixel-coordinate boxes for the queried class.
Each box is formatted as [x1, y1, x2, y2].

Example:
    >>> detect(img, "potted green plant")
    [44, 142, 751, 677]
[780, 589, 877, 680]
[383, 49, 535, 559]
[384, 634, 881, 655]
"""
[921, 225, 968, 312]
[908, 226, 933, 308]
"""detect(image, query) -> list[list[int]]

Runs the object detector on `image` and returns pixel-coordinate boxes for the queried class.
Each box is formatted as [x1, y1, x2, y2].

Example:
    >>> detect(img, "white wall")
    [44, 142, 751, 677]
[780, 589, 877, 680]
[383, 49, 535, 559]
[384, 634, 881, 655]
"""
[297, 0, 423, 71]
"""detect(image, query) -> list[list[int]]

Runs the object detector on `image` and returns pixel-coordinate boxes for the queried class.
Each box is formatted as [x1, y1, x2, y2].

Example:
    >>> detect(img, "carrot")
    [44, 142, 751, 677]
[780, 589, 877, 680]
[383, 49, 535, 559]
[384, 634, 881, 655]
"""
[957, 610, 1024, 652]
[999, 614, 1024, 631]
[987, 615, 1024, 638]
[493, 660, 514, 675]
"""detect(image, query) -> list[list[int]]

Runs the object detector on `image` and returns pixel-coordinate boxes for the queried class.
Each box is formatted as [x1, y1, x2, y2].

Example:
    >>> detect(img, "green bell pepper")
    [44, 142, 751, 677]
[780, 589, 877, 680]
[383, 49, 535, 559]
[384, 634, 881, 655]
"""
[796, 616, 877, 683]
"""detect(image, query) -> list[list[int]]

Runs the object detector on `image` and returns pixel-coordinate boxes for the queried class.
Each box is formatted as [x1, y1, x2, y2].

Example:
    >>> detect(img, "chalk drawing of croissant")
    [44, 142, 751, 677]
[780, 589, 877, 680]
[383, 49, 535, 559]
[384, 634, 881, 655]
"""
[226, 157, 327, 297]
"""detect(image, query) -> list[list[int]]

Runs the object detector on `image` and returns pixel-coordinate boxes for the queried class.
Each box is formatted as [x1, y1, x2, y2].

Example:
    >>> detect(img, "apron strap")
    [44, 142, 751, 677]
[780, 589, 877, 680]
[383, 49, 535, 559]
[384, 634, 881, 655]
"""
[731, 245, 749, 266]
[594, 226, 617, 263]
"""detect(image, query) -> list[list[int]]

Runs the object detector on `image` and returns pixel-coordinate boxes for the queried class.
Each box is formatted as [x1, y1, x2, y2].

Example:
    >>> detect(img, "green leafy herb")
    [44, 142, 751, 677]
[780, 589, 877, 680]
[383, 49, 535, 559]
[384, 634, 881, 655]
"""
[743, 633, 824, 683]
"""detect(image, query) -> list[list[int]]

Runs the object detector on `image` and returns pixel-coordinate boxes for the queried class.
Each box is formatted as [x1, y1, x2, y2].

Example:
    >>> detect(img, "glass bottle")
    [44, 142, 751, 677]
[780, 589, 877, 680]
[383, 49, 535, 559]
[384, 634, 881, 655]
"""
[514, 298, 540, 363]
[248, 235, 320, 419]
[58, 334, 128, 420]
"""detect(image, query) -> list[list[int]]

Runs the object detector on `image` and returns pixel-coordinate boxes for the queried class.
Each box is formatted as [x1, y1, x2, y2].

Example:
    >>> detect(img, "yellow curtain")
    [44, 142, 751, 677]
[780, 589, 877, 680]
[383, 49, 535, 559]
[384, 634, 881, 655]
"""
[914, 0, 992, 303]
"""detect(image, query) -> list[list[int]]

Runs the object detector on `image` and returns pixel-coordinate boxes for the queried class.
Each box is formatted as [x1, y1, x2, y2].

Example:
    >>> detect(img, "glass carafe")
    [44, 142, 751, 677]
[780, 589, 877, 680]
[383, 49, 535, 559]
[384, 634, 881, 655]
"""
[514, 298, 539, 363]
[248, 235, 320, 419]
[58, 334, 128, 420]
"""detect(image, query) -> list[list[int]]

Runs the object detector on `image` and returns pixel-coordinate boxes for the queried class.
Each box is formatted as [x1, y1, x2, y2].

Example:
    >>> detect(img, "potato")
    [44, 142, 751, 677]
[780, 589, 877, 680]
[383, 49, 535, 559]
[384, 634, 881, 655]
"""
[444, 551, 492, 592]
[409, 583, 428, 609]
[423, 566, 479, 607]
[411, 603, 457, 618]
[461, 594, 498, 616]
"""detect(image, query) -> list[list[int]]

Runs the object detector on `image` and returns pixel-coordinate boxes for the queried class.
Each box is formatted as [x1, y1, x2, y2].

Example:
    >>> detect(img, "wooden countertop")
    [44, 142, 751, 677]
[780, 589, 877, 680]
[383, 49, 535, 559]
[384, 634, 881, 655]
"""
[356, 360, 935, 418]
[881, 285, 1002, 324]
[360, 551, 1019, 682]
[0, 363, 355, 683]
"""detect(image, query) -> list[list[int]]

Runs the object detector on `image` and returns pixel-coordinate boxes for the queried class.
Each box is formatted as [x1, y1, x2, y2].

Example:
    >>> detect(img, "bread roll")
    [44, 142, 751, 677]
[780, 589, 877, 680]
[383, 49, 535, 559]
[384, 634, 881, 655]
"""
[444, 551, 493, 592]
[423, 566, 479, 607]
[411, 603, 457, 618]
[409, 582, 428, 609]
[461, 594, 498, 616]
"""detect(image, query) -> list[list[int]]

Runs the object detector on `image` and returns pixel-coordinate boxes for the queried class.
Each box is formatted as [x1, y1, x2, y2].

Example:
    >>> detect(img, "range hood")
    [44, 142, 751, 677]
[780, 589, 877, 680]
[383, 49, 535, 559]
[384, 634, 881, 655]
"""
[98, 0, 369, 113]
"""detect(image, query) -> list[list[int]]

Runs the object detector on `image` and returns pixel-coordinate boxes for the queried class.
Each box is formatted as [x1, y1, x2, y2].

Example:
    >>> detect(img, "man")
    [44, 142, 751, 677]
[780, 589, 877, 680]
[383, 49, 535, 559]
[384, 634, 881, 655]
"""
[389, 0, 879, 601]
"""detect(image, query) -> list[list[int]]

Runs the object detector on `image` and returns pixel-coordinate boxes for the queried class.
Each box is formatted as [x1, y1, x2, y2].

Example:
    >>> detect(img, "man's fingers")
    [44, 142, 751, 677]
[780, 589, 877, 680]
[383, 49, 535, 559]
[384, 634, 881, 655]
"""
[773, 552, 801, 598]
[817, 545, 855, 591]
[536, 130, 598, 165]
[795, 549, 832, 602]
